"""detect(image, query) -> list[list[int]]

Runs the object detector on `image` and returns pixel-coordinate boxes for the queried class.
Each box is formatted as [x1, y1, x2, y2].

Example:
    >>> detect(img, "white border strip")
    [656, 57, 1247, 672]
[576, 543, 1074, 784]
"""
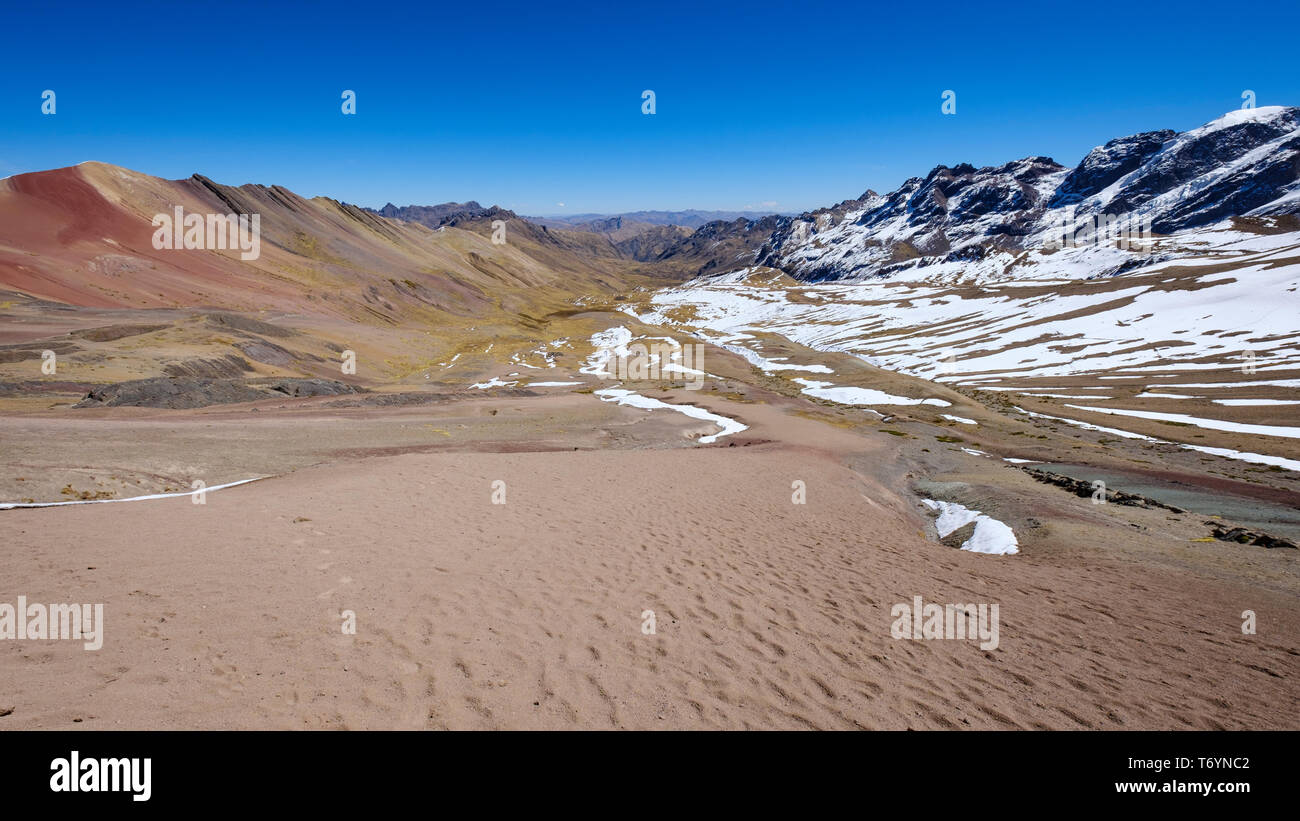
[0, 477, 269, 510]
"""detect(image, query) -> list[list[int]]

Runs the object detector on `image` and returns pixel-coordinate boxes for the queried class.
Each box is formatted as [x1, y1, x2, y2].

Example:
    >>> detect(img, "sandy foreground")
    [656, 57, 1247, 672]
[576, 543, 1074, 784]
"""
[1, 390, 1297, 730]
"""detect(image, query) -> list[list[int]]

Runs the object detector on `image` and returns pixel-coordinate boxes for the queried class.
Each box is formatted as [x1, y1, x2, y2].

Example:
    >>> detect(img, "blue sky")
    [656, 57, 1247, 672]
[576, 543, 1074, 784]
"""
[2, 0, 1298, 215]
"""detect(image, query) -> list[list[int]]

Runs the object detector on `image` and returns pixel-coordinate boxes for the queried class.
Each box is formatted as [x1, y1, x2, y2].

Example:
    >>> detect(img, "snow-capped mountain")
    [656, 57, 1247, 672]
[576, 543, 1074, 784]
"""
[663, 107, 1300, 283]
[1057, 107, 1300, 231]
[768, 156, 1068, 281]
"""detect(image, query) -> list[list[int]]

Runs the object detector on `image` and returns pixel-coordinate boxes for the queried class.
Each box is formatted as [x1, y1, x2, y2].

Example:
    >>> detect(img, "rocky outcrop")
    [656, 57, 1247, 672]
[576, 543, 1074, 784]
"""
[373, 201, 518, 229]
[235, 340, 297, 367]
[1022, 468, 1296, 548]
[1025, 468, 1185, 512]
[68, 323, 169, 342]
[74, 377, 363, 409]
[1204, 522, 1297, 549]
[204, 313, 296, 338]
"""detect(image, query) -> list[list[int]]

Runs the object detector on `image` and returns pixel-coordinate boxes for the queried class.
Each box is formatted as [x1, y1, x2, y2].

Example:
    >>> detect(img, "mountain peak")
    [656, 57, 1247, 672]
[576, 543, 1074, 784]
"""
[1194, 105, 1298, 133]
[667, 105, 1300, 282]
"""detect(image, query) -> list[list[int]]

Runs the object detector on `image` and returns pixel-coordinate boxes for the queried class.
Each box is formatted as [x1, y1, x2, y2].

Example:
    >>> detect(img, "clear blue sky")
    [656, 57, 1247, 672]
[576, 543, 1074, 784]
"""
[2, 0, 1297, 215]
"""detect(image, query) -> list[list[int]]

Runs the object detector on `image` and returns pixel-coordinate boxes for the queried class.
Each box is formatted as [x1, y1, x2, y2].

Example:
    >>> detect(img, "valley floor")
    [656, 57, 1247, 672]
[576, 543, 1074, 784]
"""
[1, 387, 1296, 730]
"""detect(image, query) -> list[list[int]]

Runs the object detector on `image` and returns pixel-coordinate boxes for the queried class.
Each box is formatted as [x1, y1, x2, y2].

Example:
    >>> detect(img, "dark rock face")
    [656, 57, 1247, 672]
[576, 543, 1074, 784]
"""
[377, 201, 480, 222]
[235, 340, 296, 367]
[439, 206, 517, 228]
[262, 379, 359, 398]
[74, 377, 362, 409]
[652, 214, 787, 277]
[860, 156, 1064, 237]
[162, 355, 252, 379]
[373, 202, 518, 229]
[1049, 130, 1176, 207]
[76, 378, 266, 409]
[1142, 131, 1300, 232]
[1088, 109, 1300, 232]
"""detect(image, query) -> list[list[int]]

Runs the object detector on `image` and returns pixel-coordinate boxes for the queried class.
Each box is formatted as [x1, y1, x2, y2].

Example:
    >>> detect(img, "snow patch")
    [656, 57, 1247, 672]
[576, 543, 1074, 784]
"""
[792, 378, 951, 407]
[921, 499, 1019, 555]
[594, 388, 747, 444]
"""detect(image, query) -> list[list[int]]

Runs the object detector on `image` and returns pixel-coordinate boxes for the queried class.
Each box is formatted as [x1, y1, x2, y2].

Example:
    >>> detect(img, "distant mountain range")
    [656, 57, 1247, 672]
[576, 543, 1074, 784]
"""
[10, 105, 1293, 320]
[657, 106, 1300, 281]
[530, 210, 787, 229]
[366, 107, 1300, 282]
[373, 201, 511, 226]
[2, 106, 1298, 406]
[368, 206, 787, 262]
